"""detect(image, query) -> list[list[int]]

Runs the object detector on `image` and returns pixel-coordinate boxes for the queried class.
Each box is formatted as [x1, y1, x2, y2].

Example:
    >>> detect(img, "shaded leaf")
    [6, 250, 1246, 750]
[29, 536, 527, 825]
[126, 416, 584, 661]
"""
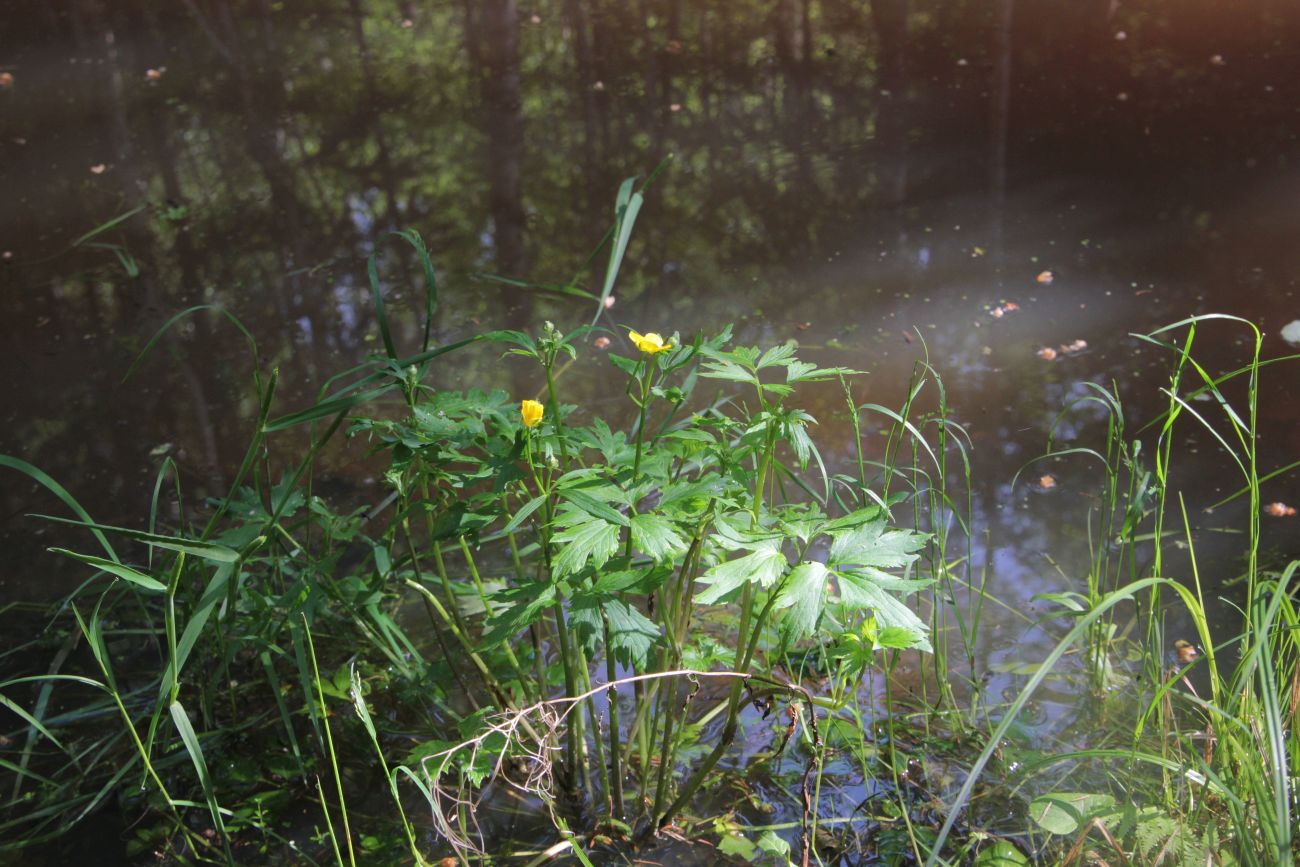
[570, 596, 660, 670]
[48, 548, 167, 593]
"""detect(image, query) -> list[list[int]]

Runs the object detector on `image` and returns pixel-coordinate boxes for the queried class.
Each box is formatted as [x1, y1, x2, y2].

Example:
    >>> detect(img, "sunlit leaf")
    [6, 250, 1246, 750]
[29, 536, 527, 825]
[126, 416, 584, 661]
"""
[1028, 792, 1118, 835]
[48, 549, 167, 593]
[837, 570, 932, 652]
[772, 561, 831, 637]
[630, 513, 687, 562]
[551, 512, 620, 578]
[829, 519, 927, 569]
[697, 540, 787, 604]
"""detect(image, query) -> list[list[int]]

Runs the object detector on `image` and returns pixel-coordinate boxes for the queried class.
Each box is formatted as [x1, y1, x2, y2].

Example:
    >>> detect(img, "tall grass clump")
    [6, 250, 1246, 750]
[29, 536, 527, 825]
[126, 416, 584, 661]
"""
[929, 315, 1300, 865]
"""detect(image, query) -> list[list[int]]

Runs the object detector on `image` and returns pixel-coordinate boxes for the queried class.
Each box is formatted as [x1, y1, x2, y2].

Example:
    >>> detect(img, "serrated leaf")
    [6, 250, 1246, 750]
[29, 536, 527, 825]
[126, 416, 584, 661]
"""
[657, 476, 725, 513]
[559, 487, 629, 527]
[757, 342, 798, 369]
[821, 505, 885, 532]
[502, 494, 546, 535]
[630, 513, 687, 562]
[569, 595, 660, 669]
[787, 363, 860, 383]
[699, 358, 759, 385]
[772, 561, 832, 637]
[551, 513, 620, 578]
[876, 625, 929, 649]
[697, 540, 787, 604]
[710, 512, 784, 551]
[593, 567, 665, 594]
[829, 519, 927, 569]
[575, 417, 630, 465]
[787, 416, 815, 470]
[837, 570, 932, 652]
[479, 581, 557, 647]
[607, 352, 639, 376]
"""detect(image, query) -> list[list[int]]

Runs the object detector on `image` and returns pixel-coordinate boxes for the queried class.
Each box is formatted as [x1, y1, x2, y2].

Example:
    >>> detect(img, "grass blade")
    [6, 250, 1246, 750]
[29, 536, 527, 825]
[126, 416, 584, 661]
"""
[169, 700, 232, 863]
[32, 515, 238, 562]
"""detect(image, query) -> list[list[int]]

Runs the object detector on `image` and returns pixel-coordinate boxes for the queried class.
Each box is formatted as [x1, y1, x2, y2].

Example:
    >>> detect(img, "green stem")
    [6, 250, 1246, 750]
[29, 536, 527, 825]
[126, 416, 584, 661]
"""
[304, 618, 356, 867]
[401, 527, 510, 707]
[458, 536, 529, 699]
[544, 363, 572, 471]
[601, 608, 625, 818]
[660, 423, 778, 828]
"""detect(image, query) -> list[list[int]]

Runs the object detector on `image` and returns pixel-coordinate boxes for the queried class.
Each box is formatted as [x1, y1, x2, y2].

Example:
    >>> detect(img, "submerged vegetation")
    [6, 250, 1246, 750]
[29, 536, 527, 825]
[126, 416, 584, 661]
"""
[1, 185, 1298, 866]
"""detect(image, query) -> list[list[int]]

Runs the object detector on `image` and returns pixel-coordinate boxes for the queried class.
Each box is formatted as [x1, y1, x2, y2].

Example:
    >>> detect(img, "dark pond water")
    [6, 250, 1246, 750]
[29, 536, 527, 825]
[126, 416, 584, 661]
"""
[2, 0, 1299, 857]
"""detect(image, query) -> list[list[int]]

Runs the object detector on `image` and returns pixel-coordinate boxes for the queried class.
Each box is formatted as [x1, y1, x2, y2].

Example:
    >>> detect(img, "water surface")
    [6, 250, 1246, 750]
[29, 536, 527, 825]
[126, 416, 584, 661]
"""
[2, 3, 1298, 849]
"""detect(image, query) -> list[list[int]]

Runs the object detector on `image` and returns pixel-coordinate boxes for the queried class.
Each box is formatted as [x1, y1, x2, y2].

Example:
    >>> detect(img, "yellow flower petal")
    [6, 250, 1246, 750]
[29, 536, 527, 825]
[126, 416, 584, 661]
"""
[629, 329, 672, 354]
[520, 399, 544, 428]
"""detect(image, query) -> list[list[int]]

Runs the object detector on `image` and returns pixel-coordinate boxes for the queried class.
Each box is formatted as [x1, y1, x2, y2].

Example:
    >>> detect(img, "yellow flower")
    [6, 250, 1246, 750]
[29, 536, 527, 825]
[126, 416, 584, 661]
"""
[520, 399, 544, 428]
[628, 330, 672, 354]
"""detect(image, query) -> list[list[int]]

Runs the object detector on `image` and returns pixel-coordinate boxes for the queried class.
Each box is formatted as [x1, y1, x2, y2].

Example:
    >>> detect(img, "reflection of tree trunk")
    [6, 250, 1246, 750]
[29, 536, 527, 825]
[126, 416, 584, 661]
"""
[869, 0, 907, 94]
[349, 0, 401, 222]
[988, 0, 1014, 265]
[479, 0, 530, 326]
[868, 0, 910, 251]
[98, 7, 225, 493]
[564, 0, 603, 228]
[461, 0, 483, 69]
[800, 0, 813, 71]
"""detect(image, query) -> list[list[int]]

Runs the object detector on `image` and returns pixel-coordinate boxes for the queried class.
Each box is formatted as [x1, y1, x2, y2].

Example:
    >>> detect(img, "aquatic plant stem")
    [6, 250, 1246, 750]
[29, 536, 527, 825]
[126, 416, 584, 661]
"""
[458, 536, 529, 697]
[303, 618, 356, 867]
[528, 453, 583, 789]
[657, 423, 778, 829]
[71, 604, 212, 859]
[400, 527, 510, 707]
[600, 607, 626, 818]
